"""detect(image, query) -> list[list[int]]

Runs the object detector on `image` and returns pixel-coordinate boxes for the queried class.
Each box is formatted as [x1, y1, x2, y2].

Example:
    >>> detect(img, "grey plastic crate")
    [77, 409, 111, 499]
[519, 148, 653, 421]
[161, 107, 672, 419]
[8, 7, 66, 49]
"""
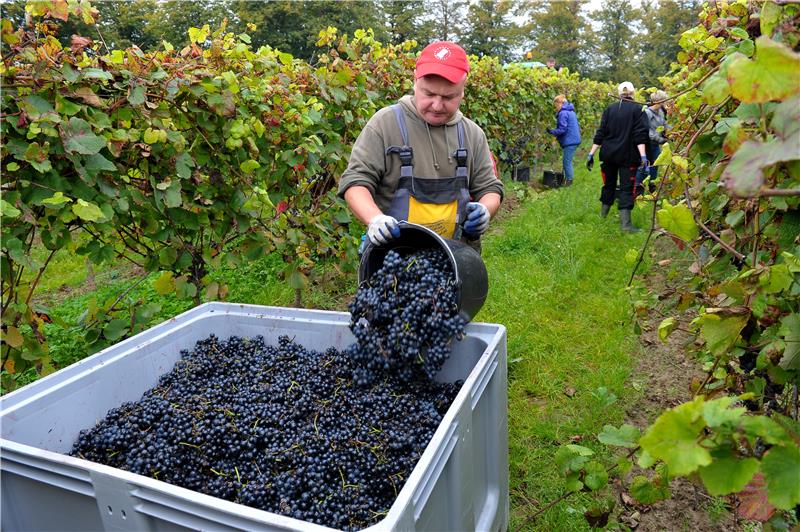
[1, 303, 508, 532]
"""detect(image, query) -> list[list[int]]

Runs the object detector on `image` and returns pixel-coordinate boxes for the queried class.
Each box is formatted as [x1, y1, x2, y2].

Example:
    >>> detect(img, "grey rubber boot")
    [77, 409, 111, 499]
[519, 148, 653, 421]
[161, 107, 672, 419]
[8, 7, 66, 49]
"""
[620, 209, 641, 233]
[600, 204, 611, 218]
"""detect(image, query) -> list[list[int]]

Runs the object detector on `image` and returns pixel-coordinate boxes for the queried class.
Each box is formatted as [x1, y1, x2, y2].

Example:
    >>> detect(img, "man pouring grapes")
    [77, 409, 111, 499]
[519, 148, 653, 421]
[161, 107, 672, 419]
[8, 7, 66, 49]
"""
[337, 41, 504, 250]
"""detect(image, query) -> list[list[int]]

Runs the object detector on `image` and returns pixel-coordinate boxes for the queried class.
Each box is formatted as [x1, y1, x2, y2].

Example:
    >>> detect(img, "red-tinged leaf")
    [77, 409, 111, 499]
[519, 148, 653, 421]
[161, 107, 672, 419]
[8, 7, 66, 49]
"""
[70, 35, 92, 54]
[670, 235, 686, 250]
[737, 472, 775, 522]
[72, 86, 104, 107]
[277, 201, 288, 214]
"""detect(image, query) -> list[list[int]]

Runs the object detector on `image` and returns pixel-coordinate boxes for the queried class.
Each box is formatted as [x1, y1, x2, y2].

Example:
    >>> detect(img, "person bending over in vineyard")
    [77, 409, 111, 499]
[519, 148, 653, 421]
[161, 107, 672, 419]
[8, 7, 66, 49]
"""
[635, 90, 670, 195]
[546, 94, 581, 187]
[337, 41, 504, 252]
[585, 81, 649, 233]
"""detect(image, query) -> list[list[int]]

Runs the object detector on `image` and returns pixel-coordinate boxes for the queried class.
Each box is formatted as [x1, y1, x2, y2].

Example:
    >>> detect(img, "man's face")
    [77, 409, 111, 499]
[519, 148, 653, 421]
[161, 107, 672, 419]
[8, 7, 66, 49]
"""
[547, 59, 556, 68]
[413, 74, 465, 126]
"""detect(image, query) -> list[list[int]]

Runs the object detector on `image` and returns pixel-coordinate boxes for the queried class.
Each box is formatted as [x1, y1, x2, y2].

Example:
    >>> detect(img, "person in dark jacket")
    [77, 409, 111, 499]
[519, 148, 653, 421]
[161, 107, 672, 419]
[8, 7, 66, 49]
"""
[547, 94, 581, 186]
[585, 82, 649, 233]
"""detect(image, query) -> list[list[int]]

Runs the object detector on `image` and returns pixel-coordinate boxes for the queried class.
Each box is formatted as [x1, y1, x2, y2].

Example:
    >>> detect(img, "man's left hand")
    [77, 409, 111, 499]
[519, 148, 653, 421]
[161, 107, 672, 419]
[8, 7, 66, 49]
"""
[640, 156, 650, 172]
[463, 202, 490, 236]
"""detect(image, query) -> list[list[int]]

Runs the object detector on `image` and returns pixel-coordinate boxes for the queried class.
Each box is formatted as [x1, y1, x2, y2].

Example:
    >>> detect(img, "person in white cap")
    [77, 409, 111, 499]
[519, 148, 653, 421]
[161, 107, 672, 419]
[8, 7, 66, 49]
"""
[337, 41, 503, 251]
[585, 81, 650, 233]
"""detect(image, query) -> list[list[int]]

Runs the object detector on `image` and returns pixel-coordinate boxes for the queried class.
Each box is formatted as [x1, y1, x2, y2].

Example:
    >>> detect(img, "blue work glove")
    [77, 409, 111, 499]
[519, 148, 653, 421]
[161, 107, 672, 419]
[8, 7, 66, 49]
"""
[586, 153, 594, 171]
[463, 202, 490, 237]
[547, 129, 555, 135]
[367, 214, 400, 246]
[640, 155, 650, 172]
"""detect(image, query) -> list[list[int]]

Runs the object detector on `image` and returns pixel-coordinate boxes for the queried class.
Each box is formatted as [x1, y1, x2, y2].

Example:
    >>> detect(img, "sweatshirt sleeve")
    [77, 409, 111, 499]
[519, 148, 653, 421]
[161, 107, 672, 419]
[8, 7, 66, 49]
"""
[337, 121, 386, 199]
[592, 107, 609, 145]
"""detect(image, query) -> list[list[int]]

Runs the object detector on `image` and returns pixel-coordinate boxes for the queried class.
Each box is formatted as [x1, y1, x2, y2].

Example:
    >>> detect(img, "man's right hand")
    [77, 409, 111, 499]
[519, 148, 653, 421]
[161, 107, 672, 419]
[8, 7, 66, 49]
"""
[586, 153, 594, 171]
[367, 214, 401, 246]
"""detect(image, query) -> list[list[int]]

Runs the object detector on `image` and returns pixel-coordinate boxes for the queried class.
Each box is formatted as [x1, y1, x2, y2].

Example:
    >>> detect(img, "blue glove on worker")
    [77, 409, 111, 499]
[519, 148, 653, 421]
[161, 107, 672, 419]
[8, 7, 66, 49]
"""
[586, 153, 594, 171]
[463, 202, 490, 237]
[367, 214, 400, 246]
[640, 155, 650, 172]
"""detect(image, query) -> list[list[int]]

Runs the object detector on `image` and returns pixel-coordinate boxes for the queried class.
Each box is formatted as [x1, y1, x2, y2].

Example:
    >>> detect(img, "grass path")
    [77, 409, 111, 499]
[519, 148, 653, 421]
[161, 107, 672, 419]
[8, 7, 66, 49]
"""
[479, 165, 649, 530]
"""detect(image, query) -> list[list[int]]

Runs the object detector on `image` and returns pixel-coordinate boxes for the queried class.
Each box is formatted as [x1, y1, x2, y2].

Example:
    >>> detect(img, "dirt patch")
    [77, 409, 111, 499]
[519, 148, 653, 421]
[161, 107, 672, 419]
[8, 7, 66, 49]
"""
[615, 238, 739, 531]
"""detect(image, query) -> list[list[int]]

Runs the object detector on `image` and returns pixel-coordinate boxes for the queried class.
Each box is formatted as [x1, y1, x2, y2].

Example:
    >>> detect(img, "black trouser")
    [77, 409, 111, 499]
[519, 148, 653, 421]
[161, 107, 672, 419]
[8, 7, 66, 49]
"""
[600, 162, 637, 210]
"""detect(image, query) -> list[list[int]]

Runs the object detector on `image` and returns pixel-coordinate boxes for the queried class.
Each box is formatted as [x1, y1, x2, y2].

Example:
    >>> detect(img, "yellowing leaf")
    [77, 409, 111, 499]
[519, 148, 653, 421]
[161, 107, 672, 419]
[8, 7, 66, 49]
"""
[701, 74, 730, 106]
[1, 199, 22, 218]
[727, 37, 800, 103]
[72, 199, 104, 221]
[640, 397, 711, 476]
[153, 271, 175, 295]
[658, 317, 677, 342]
[657, 202, 698, 242]
[41, 191, 73, 206]
[3, 326, 24, 348]
[696, 310, 749, 356]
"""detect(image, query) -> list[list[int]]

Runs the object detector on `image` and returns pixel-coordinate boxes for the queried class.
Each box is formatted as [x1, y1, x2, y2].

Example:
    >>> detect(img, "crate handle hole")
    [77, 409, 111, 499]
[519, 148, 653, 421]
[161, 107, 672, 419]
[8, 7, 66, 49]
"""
[107, 506, 113, 515]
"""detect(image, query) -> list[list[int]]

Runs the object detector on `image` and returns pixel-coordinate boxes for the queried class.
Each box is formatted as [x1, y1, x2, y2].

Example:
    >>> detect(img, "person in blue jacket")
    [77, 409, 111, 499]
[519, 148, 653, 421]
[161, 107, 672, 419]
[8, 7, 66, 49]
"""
[547, 95, 581, 186]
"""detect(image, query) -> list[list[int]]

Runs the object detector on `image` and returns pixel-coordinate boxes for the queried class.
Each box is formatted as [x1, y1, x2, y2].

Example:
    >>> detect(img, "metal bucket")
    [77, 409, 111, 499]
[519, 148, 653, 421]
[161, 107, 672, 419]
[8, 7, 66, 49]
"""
[358, 222, 489, 322]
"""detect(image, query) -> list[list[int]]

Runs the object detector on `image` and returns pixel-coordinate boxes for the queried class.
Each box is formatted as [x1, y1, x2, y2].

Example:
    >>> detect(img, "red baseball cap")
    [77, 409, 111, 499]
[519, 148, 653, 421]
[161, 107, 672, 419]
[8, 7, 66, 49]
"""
[415, 42, 470, 83]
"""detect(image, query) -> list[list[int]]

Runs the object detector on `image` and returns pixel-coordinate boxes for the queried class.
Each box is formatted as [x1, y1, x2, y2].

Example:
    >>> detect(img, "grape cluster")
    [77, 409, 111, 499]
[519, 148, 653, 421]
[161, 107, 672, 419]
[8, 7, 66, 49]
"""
[70, 335, 461, 530]
[347, 249, 467, 385]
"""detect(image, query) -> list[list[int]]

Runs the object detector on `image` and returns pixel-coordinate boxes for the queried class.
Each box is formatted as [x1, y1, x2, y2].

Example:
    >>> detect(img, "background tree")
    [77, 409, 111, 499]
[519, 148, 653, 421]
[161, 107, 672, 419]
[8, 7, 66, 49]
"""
[523, 0, 591, 72]
[461, 0, 523, 61]
[637, 0, 701, 87]
[588, 0, 641, 84]
[423, 0, 469, 42]
[379, 0, 433, 45]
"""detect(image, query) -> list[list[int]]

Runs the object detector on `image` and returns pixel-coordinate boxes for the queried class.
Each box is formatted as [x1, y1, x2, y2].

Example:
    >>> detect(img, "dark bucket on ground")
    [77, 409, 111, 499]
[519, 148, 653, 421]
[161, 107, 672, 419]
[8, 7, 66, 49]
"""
[358, 222, 489, 322]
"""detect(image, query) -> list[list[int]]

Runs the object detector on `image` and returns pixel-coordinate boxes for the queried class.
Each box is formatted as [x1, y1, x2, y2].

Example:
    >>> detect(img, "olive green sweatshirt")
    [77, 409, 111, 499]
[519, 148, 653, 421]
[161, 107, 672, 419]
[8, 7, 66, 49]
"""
[337, 95, 504, 213]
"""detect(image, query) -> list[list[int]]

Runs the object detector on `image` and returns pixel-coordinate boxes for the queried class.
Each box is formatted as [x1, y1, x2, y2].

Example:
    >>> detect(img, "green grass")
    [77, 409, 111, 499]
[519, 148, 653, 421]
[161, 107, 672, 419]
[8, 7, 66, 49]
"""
[479, 165, 650, 530]
[13, 164, 653, 530]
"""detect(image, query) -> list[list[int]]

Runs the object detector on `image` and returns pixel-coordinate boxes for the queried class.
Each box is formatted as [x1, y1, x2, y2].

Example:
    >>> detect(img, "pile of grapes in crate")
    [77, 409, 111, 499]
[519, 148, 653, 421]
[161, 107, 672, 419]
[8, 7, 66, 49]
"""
[71, 248, 466, 530]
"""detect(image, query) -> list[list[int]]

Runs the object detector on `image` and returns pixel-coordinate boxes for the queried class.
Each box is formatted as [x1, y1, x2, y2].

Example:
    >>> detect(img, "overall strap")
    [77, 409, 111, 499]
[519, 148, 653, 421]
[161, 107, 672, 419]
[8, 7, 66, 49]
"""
[385, 104, 413, 179]
[454, 120, 469, 181]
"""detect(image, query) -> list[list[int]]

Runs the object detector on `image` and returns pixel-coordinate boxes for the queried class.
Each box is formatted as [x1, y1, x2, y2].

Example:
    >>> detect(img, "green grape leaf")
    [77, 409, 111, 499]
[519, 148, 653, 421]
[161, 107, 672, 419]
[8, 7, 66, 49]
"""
[85, 153, 116, 173]
[128, 85, 146, 106]
[727, 38, 800, 103]
[153, 271, 175, 295]
[658, 317, 677, 343]
[629, 475, 670, 505]
[598, 424, 640, 448]
[240, 159, 261, 173]
[639, 397, 711, 476]
[761, 445, 800, 509]
[583, 461, 608, 491]
[103, 318, 129, 342]
[175, 276, 197, 299]
[62, 117, 106, 155]
[72, 199, 104, 221]
[1, 199, 21, 218]
[760, 264, 794, 294]
[653, 142, 671, 166]
[657, 202, 698, 242]
[698, 452, 759, 496]
[740, 416, 791, 446]
[778, 313, 800, 370]
[564, 471, 583, 493]
[702, 396, 746, 428]
[696, 310, 749, 356]
[555, 444, 594, 475]
[41, 192, 72, 206]
[760, 0, 782, 36]
[287, 269, 307, 290]
[24, 142, 52, 173]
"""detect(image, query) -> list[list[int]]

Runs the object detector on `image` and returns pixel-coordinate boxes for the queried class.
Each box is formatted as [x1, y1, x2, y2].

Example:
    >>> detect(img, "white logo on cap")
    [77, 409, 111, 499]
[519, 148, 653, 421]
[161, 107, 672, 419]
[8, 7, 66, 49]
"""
[434, 46, 451, 61]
